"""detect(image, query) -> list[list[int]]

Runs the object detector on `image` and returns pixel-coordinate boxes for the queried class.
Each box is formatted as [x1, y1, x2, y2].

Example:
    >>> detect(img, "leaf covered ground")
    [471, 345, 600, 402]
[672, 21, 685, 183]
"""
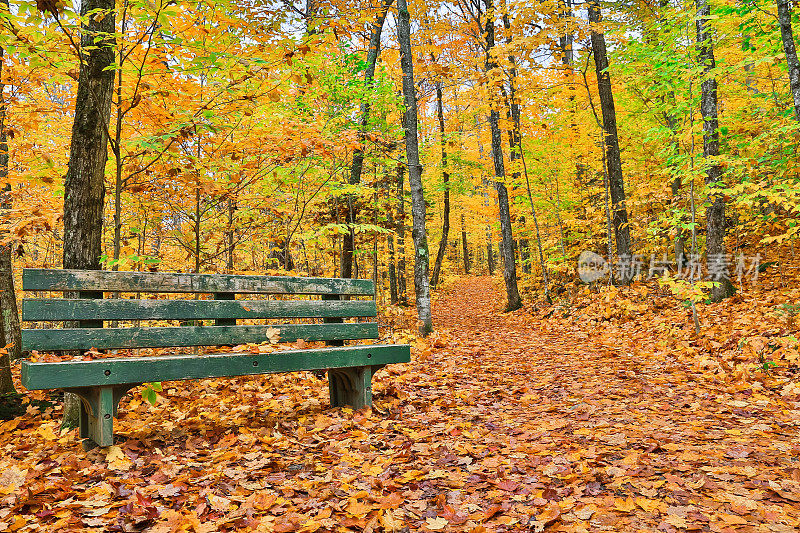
[2, 277, 799, 532]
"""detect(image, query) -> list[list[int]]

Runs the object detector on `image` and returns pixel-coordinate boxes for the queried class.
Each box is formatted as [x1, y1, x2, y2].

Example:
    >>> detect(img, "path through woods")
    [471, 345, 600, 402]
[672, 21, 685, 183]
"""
[2, 276, 799, 531]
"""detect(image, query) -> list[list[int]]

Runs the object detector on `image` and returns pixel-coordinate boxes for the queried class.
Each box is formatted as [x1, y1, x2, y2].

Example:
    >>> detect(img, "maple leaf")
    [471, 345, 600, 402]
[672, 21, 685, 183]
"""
[379, 510, 402, 532]
[266, 327, 281, 344]
[614, 497, 637, 513]
[425, 517, 448, 530]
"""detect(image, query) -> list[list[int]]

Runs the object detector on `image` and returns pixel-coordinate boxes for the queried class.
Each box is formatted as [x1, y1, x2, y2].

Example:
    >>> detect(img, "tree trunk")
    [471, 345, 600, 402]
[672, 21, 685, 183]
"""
[61, 0, 116, 427]
[0, 23, 20, 391]
[519, 147, 552, 302]
[0, 185, 18, 394]
[697, 0, 734, 301]
[484, 0, 522, 311]
[461, 213, 470, 274]
[501, 13, 530, 275]
[227, 199, 236, 272]
[387, 231, 398, 304]
[588, 0, 632, 280]
[341, 0, 393, 279]
[430, 81, 450, 288]
[778, 0, 800, 120]
[397, 0, 432, 334]
[396, 161, 408, 306]
[475, 116, 495, 275]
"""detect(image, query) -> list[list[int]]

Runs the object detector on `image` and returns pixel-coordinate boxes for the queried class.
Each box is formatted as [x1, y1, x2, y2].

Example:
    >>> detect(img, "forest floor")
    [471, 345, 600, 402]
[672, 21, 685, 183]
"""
[1, 276, 799, 532]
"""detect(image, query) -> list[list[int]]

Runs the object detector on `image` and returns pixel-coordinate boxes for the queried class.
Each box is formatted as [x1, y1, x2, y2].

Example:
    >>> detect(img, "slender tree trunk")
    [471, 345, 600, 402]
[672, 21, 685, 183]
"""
[111, 3, 128, 272]
[430, 81, 450, 288]
[475, 116, 495, 275]
[697, 0, 734, 301]
[341, 0, 393, 279]
[0, 21, 19, 391]
[520, 149, 551, 302]
[61, 0, 116, 427]
[501, 13, 530, 275]
[194, 187, 201, 273]
[396, 161, 408, 306]
[387, 228, 398, 305]
[778, 0, 800, 120]
[461, 213, 470, 274]
[227, 199, 236, 272]
[305, 0, 317, 33]
[397, 0, 432, 334]
[588, 0, 632, 280]
[484, 0, 522, 311]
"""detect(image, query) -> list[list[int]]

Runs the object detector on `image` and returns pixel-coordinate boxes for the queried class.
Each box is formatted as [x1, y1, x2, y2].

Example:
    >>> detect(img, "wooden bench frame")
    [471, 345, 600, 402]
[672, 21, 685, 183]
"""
[20, 269, 410, 449]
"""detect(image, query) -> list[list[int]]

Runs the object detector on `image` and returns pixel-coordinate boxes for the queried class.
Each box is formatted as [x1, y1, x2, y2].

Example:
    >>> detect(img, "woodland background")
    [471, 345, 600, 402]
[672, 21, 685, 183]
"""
[2, 0, 800, 321]
[1, 0, 800, 530]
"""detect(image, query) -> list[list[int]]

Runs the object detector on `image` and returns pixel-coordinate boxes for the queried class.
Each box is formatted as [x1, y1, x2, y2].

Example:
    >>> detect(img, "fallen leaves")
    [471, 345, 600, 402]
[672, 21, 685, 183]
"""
[3, 277, 800, 531]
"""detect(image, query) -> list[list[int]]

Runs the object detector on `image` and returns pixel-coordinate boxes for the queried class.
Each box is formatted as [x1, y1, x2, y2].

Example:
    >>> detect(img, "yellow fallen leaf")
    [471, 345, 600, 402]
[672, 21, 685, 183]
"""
[380, 510, 402, 532]
[574, 504, 596, 520]
[38, 425, 57, 441]
[345, 499, 373, 518]
[614, 497, 637, 513]
[266, 327, 281, 344]
[426, 517, 448, 530]
[105, 446, 125, 463]
[635, 497, 661, 513]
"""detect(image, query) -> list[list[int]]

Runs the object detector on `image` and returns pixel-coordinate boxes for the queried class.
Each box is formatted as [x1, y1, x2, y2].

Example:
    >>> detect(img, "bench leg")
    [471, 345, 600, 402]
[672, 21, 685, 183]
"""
[67, 384, 139, 449]
[329, 366, 383, 410]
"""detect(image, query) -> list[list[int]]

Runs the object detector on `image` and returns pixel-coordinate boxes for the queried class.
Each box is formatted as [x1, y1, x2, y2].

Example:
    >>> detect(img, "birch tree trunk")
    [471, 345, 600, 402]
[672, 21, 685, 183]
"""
[697, 0, 734, 301]
[778, 0, 800, 121]
[484, 0, 522, 311]
[588, 0, 632, 281]
[398, 0, 432, 333]
[61, 0, 116, 426]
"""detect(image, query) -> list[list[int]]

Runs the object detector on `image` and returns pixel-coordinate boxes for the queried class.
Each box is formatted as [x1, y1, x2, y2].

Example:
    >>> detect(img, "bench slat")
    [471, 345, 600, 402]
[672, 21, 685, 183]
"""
[21, 344, 410, 390]
[21, 322, 378, 351]
[23, 298, 377, 322]
[22, 269, 374, 295]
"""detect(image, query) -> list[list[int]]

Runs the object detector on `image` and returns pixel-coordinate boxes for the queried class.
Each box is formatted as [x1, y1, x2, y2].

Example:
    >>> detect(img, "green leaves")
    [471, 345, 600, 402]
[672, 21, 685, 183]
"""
[141, 382, 162, 406]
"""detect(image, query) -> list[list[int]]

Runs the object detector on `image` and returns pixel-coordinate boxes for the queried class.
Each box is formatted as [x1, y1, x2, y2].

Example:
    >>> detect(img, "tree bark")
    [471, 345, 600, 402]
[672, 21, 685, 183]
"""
[397, 0, 432, 334]
[474, 116, 495, 275]
[461, 213, 470, 274]
[484, 0, 522, 311]
[430, 81, 450, 288]
[62, 0, 116, 426]
[341, 0, 393, 279]
[0, 19, 19, 391]
[778, 0, 800, 120]
[588, 0, 632, 280]
[396, 161, 408, 306]
[387, 225, 398, 304]
[501, 13, 530, 275]
[696, 0, 734, 301]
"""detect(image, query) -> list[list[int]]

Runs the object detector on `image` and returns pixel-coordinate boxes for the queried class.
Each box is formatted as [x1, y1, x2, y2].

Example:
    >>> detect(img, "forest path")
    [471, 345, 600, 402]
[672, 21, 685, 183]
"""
[402, 275, 800, 530]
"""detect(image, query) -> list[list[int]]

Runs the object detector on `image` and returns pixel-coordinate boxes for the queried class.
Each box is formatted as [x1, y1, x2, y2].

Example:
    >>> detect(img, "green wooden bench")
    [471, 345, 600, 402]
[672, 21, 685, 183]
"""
[20, 268, 410, 449]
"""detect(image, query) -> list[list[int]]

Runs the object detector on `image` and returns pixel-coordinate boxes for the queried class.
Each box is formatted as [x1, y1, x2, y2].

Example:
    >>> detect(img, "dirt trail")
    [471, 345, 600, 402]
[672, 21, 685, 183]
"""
[403, 276, 800, 531]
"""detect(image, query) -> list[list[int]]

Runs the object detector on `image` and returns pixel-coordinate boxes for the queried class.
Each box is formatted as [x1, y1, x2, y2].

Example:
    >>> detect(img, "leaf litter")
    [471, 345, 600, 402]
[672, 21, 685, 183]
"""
[0, 276, 798, 532]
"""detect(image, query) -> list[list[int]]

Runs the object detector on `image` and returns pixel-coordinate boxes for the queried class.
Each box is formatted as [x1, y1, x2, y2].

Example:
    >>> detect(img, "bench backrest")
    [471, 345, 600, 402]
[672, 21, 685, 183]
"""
[21, 269, 378, 352]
